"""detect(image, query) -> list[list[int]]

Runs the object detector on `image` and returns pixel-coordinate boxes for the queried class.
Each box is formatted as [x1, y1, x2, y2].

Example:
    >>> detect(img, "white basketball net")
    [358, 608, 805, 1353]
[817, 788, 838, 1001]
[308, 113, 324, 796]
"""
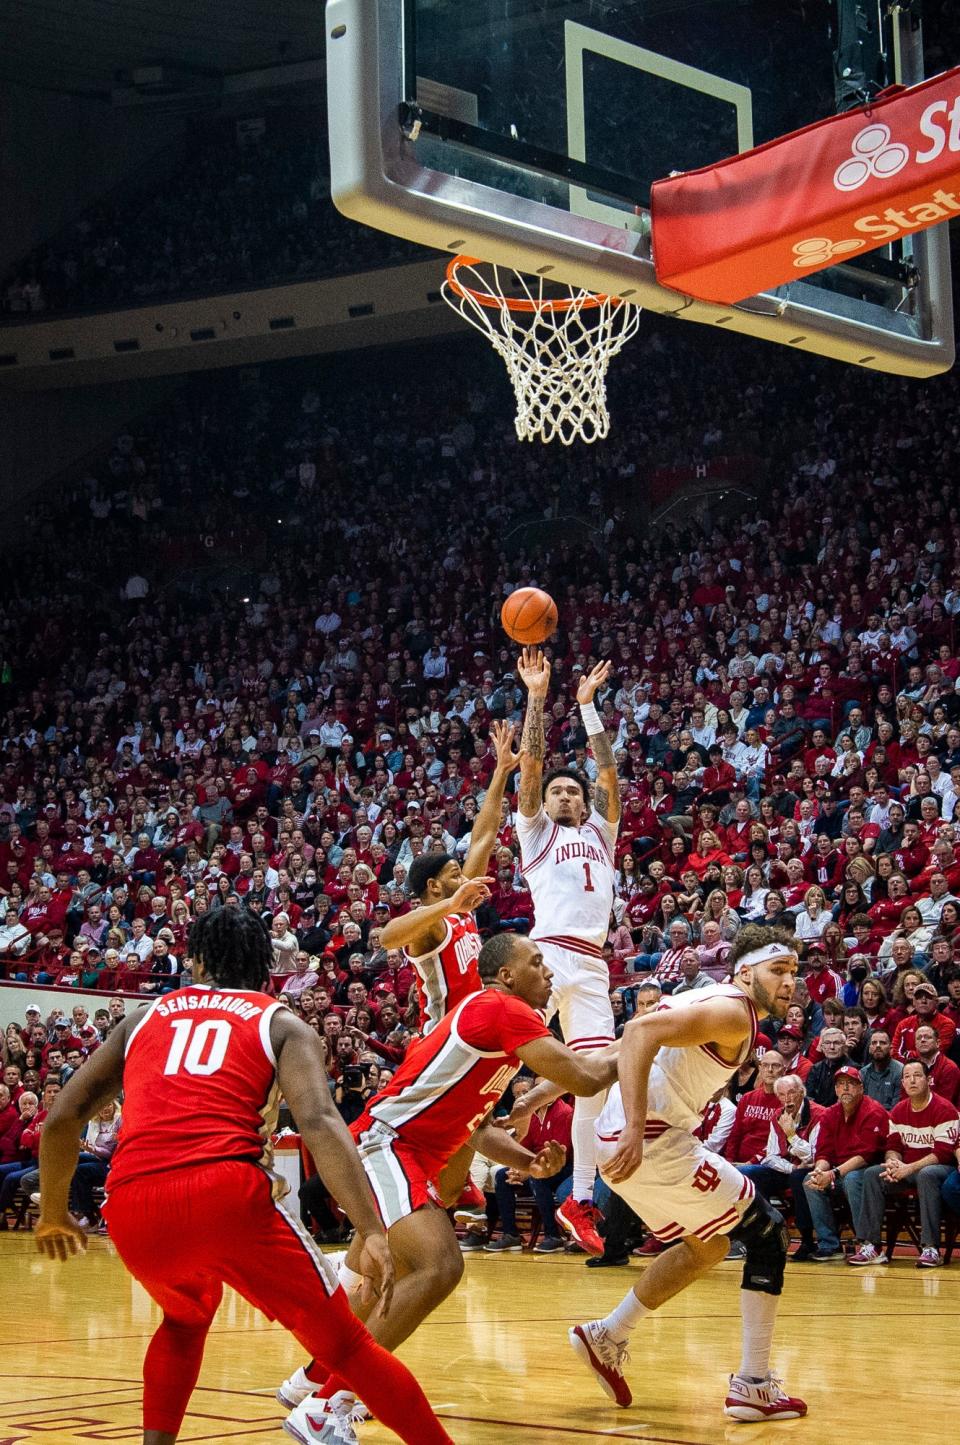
[441, 259, 642, 446]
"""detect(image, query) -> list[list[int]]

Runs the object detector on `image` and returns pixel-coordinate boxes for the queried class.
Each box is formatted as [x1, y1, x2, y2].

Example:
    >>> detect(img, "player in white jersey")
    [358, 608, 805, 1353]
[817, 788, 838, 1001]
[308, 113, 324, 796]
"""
[568, 925, 809, 1424]
[515, 646, 620, 1255]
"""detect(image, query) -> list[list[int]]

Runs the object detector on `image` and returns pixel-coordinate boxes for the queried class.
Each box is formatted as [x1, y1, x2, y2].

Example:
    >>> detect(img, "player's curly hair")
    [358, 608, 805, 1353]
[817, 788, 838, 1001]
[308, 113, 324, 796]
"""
[727, 923, 797, 971]
[188, 907, 272, 992]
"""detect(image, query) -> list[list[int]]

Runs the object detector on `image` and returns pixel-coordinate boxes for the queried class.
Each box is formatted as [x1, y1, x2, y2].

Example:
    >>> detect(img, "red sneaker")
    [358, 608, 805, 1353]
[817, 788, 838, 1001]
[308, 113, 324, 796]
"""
[633, 1237, 665, 1257]
[557, 1197, 604, 1257]
[453, 1178, 486, 1223]
[723, 1374, 807, 1421]
[568, 1322, 632, 1407]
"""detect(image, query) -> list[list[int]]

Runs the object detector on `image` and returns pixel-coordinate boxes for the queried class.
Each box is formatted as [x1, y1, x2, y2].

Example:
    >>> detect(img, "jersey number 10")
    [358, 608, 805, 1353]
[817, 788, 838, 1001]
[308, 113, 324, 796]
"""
[163, 1018, 232, 1076]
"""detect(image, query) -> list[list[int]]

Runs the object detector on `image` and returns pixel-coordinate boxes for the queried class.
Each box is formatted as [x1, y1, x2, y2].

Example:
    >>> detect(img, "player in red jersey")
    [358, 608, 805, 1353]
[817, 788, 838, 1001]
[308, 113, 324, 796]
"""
[380, 720, 520, 1034]
[36, 908, 454, 1445]
[276, 931, 619, 1440]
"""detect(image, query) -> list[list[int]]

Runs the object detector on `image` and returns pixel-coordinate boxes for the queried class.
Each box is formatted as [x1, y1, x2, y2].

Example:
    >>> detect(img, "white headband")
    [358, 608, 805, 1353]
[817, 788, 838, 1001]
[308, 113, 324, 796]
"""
[734, 943, 798, 974]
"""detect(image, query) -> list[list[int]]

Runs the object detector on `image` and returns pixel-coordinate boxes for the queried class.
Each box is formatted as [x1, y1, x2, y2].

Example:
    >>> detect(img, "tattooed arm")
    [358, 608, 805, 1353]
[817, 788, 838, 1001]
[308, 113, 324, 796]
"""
[517, 647, 551, 818]
[577, 660, 621, 824]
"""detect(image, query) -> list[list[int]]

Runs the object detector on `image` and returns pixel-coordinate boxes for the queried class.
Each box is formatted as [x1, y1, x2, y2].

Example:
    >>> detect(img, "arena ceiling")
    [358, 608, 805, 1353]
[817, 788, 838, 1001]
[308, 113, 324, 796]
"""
[0, 0, 323, 98]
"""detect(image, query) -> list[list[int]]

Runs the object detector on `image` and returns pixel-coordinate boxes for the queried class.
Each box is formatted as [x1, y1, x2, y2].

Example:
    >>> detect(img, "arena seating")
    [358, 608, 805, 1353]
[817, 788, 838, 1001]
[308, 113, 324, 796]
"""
[1, 117, 427, 316]
[3, 285, 960, 1255]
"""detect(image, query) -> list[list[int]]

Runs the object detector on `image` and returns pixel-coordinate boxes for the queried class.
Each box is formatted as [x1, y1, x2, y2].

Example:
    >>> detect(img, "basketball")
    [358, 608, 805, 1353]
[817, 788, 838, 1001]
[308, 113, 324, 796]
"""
[500, 587, 558, 645]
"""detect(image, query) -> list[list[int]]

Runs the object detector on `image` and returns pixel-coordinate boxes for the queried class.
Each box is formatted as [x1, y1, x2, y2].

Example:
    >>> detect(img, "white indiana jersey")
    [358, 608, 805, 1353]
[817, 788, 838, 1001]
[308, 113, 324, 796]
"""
[516, 806, 618, 949]
[598, 983, 758, 1137]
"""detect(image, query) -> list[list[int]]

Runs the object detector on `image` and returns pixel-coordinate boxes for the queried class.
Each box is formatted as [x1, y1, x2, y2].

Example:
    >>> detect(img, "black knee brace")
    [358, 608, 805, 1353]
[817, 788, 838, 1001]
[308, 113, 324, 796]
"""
[728, 1194, 789, 1296]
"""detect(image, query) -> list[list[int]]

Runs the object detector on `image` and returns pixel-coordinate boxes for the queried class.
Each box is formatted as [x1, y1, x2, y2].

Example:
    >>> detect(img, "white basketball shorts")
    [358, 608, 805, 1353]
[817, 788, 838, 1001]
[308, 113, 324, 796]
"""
[535, 934, 615, 1054]
[596, 1121, 755, 1244]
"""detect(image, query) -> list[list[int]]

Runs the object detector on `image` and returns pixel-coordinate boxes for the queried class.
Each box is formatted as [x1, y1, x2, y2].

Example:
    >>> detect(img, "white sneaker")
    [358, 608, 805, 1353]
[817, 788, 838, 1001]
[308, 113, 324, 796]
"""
[277, 1366, 314, 1410]
[283, 1396, 360, 1445]
[724, 1373, 807, 1421]
[29, 1193, 41, 1206]
[568, 1321, 632, 1407]
[917, 1247, 942, 1269]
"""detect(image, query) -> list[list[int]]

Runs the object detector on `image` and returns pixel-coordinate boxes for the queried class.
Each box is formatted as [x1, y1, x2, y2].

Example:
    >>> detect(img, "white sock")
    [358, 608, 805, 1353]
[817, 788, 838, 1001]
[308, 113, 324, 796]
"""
[338, 1261, 363, 1294]
[600, 1288, 649, 1341]
[738, 1288, 778, 1381]
[571, 1094, 603, 1200]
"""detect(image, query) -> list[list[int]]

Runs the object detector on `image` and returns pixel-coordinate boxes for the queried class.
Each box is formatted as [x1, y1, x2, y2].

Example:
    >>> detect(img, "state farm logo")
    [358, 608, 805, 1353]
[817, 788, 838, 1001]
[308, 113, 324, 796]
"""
[792, 236, 865, 267]
[833, 123, 910, 191]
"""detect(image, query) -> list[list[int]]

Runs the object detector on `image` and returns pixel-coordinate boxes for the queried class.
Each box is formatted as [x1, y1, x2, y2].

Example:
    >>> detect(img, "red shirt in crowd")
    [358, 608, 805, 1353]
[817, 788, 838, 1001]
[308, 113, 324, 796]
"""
[890, 1011, 957, 1062]
[805, 964, 844, 1006]
[0, 1104, 23, 1165]
[886, 1092, 960, 1164]
[521, 1096, 573, 1155]
[723, 1087, 783, 1164]
[912, 1054, 960, 1107]
[815, 1094, 888, 1167]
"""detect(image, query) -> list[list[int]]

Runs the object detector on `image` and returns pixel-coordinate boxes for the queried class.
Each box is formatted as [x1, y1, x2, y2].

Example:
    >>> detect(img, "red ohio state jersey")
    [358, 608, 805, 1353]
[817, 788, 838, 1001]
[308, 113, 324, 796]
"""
[405, 912, 482, 1035]
[364, 989, 550, 1165]
[107, 985, 283, 1193]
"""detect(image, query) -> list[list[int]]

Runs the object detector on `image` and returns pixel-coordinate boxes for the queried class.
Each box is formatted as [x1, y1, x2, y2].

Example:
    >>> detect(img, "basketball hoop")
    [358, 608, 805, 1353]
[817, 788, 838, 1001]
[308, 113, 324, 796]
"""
[441, 257, 642, 446]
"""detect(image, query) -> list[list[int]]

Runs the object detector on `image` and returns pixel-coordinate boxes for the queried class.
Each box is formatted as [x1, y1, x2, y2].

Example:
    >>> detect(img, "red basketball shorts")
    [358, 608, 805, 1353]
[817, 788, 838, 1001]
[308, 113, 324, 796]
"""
[102, 1160, 356, 1344]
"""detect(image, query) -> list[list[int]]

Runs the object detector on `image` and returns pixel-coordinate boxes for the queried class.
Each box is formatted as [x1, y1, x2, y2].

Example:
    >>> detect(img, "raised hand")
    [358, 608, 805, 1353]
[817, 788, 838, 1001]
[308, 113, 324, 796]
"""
[490, 720, 521, 772]
[449, 878, 492, 915]
[517, 647, 551, 698]
[576, 660, 612, 706]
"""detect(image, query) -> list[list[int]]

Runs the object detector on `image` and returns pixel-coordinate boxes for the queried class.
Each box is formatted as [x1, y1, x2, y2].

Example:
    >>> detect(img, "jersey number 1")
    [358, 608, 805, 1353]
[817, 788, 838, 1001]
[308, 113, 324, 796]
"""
[164, 1018, 232, 1076]
[582, 862, 595, 892]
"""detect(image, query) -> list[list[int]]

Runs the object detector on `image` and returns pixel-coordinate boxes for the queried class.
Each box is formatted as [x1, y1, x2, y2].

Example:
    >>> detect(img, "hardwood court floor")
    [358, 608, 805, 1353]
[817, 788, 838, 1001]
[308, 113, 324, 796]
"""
[1, 1233, 955, 1444]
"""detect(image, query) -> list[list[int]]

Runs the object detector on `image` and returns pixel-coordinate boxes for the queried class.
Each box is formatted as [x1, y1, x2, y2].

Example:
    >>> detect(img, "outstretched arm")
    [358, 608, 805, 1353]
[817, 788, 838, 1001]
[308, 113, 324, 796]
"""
[464, 720, 520, 877]
[605, 996, 750, 1183]
[379, 877, 492, 955]
[517, 648, 551, 819]
[472, 1120, 566, 1179]
[577, 660, 620, 824]
[515, 1033, 619, 1096]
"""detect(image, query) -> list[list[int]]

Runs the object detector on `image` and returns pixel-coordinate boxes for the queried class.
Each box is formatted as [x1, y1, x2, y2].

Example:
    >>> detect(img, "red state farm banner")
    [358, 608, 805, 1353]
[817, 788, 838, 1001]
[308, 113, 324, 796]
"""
[650, 67, 960, 306]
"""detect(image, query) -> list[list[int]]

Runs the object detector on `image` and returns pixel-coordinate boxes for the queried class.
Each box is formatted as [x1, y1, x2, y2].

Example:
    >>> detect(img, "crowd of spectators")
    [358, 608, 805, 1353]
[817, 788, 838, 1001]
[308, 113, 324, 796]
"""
[4, 241, 960, 1249]
[1, 115, 425, 316]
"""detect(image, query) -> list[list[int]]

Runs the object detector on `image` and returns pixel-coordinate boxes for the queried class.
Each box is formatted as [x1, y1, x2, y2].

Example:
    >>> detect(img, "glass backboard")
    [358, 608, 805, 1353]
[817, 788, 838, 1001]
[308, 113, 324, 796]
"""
[326, 0, 954, 376]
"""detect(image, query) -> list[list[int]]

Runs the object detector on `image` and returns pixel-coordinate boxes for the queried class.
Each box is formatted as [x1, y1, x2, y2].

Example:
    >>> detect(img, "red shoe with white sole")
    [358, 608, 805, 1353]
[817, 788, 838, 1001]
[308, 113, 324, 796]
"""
[723, 1373, 807, 1421]
[568, 1321, 632, 1407]
[557, 1197, 604, 1256]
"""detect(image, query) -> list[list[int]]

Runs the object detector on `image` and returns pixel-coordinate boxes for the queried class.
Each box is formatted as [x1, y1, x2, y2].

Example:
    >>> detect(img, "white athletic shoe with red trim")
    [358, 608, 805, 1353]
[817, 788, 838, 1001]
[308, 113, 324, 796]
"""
[276, 1366, 314, 1409]
[723, 1373, 807, 1421]
[557, 1197, 604, 1256]
[283, 1396, 359, 1445]
[568, 1321, 632, 1407]
[283, 1391, 375, 1445]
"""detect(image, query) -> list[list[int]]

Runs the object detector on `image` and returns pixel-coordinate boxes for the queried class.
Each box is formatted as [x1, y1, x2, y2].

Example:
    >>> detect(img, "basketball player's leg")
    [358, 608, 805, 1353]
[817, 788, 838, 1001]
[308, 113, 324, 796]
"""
[326, 1202, 463, 1353]
[571, 1140, 803, 1419]
[227, 1172, 454, 1445]
[104, 1182, 224, 1442]
[302, 1204, 463, 1431]
[293, 1134, 462, 1423]
[554, 957, 614, 1248]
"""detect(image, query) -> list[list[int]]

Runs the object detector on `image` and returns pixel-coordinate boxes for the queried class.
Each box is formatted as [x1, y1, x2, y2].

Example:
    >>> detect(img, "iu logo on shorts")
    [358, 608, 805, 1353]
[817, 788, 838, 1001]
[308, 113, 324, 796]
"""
[691, 1160, 722, 1194]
